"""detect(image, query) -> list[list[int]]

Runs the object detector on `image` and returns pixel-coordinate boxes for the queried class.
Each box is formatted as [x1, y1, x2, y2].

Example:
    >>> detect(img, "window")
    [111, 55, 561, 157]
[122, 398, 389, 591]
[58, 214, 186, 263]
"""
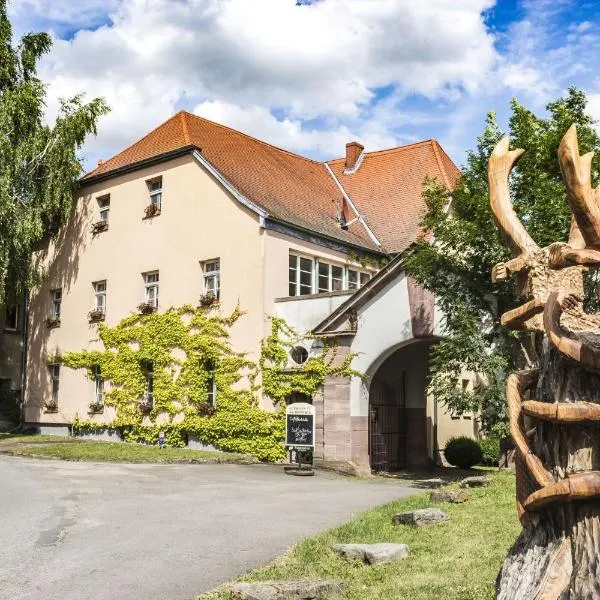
[52, 289, 62, 319]
[347, 269, 359, 290]
[289, 254, 314, 296]
[144, 272, 159, 308]
[143, 360, 154, 405]
[93, 365, 104, 405]
[290, 345, 309, 365]
[49, 364, 60, 404]
[203, 260, 220, 299]
[147, 177, 162, 209]
[207, 364, 216, 408]
[5, 304, 18, 331]
[318, 261, 344, 293]
[98, 195, 110, 222]
[360, 272, 371, 287]
[93, 281, 106, 312]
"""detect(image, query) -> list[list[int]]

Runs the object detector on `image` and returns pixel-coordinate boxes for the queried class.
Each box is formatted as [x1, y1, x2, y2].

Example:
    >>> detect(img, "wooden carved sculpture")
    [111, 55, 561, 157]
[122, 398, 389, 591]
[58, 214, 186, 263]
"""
[490, 126, 600, 599]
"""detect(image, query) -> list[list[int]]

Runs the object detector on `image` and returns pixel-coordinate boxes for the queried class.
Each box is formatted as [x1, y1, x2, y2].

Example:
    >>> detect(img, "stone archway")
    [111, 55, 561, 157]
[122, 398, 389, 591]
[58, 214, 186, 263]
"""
[367, 340, 435, 472]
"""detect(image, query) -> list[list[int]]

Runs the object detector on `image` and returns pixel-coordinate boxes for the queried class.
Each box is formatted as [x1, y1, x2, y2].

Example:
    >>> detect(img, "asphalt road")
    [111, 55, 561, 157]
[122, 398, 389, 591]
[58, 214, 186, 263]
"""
[0, 457, 415, 600]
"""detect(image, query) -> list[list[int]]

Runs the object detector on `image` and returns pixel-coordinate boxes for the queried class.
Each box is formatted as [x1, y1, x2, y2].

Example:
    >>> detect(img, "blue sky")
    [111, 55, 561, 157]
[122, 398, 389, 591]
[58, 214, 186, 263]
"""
[8, 0, 600, 170]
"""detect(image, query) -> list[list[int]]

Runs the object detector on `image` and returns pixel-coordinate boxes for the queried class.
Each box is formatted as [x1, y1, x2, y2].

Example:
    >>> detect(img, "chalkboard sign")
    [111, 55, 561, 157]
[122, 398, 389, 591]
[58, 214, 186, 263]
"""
[285, 402, 315, 448]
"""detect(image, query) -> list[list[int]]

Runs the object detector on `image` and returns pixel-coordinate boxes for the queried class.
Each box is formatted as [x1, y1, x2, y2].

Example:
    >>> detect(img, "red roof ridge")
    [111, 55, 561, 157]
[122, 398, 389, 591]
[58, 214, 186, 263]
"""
[430, 139, 451, 189]
[179, 110, 323, 166]
[180, 111, 191, 145]
[326, 139, 437, 166]
[83, 111, 190, 179]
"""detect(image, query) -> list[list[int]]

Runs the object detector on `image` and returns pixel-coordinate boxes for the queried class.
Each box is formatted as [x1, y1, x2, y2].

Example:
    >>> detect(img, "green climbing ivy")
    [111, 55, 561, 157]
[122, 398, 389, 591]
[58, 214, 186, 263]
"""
[259, 316, 362, 404]
[63, 307, 361, 462]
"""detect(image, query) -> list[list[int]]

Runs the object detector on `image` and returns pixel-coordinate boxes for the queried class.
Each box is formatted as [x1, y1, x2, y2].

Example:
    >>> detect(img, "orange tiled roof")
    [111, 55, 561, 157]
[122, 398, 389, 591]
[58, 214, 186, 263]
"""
[326, 140, 460, 252]
[83, 111, 460, 254]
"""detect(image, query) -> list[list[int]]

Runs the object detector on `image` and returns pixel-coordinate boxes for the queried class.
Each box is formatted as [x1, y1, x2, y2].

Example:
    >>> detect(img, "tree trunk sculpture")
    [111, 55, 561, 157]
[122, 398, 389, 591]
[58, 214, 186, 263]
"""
[491, 126, 600, 599]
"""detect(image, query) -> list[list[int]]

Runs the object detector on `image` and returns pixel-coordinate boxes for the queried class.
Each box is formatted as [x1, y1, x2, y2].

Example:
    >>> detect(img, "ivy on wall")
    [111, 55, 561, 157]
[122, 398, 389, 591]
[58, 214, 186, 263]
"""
[260, 316, 361, 404]
[62, 307, 360, 462]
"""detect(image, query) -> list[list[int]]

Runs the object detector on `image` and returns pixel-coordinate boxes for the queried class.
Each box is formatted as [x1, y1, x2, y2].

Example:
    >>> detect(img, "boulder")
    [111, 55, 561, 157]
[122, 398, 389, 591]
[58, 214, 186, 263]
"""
[392, 507, 449, 527]
[459, 476, 491, 488]
[229, 580, 344, 600]
[429, 490, 470, 504]
[333, 543, 409, 565]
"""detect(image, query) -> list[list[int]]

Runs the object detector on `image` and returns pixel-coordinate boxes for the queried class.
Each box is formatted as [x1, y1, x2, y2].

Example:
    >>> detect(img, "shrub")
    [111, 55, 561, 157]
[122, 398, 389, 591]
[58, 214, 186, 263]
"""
[444, 436, 483, 469]
[478, 437, 500, 467]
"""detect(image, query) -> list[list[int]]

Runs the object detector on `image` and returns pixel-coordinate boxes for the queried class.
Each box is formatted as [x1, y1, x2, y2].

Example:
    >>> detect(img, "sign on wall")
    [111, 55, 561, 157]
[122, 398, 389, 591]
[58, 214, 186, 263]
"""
[285, 402, 315, 448]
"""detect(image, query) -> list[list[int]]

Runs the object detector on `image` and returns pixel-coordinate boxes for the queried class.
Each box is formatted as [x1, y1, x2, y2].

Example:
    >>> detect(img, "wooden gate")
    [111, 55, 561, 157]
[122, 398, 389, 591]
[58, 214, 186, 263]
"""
[369, 374, 406, 472]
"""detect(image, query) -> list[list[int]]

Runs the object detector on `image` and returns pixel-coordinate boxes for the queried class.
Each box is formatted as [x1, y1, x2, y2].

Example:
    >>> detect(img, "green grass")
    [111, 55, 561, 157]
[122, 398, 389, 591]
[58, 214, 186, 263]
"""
[0, 434, 256, 464]
[200, 471, 519, 600]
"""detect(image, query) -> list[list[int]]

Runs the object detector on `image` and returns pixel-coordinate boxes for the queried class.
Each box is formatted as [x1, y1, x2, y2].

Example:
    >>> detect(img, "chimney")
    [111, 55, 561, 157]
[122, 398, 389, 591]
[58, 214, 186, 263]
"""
[345, 141, 364, 170]
[97, 159, 103, 167]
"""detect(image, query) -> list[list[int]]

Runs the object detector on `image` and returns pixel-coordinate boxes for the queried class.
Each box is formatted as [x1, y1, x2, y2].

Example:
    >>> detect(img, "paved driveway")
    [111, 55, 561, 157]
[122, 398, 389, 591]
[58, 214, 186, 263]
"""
[0, 457, 415, 600]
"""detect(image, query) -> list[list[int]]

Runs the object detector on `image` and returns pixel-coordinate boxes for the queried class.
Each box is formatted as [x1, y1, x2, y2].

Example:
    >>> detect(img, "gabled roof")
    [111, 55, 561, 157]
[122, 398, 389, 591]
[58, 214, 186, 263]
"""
[326, 140, 460, 253]
[83, 111, 460, 254]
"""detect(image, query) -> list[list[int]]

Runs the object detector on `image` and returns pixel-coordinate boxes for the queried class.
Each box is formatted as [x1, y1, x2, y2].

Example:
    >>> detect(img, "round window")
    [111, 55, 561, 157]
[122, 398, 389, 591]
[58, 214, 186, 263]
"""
[290, 345, 309, 365]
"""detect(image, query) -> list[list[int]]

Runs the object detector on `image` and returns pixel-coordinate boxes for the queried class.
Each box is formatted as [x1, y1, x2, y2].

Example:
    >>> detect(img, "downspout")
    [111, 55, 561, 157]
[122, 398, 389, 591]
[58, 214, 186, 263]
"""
[19, 290, 29, 429]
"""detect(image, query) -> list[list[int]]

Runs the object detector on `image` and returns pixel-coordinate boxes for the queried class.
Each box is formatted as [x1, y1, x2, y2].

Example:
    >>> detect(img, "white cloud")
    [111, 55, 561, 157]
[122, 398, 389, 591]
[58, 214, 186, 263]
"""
[28, 0, 497, 165]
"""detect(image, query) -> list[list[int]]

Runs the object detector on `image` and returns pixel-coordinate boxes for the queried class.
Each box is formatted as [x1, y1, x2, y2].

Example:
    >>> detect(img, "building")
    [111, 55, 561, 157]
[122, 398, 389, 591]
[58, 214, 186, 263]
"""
[7, 111, 477, 471]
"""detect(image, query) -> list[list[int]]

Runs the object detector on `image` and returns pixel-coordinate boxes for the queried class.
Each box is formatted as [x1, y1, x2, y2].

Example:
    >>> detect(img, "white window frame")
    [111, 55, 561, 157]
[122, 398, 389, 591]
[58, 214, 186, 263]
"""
[147, 177, 162, 210]
[50, 364, 60, 403]
[93, 281, 106, 312]
[317, 260, 344, 293]
[144, 360, 154, 405]
[98, 195, 110, 222]
[4, 304, 19, 331]
[202, 259, 221, 299]
[52, 289, 62, 319]
[207, 372, 216, 407]
[144, 272, 159, 308]
[289, 254, 315, 296]
[93, 365, 104, 405]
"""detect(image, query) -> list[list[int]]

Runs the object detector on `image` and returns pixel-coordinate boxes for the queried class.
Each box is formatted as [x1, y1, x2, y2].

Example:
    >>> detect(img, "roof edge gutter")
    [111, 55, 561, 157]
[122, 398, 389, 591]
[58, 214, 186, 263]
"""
[324, 163, 382, 249]
[191, 150, 268, 224]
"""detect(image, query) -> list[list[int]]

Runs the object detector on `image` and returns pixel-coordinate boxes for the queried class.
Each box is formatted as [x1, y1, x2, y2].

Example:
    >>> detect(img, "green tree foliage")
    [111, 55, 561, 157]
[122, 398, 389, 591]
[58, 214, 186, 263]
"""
[405, 88, 600, 437]
[0, 1, 108, 302]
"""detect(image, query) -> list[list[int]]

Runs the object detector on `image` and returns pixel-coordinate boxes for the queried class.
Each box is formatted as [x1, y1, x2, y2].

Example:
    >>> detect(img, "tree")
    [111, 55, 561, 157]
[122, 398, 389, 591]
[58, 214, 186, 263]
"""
[0, 1, 108, 303]
[405, 88, 600, 437]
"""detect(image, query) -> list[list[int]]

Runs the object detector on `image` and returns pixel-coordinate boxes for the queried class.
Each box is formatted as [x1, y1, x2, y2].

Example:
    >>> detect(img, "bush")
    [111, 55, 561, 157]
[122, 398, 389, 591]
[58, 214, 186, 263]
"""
[478, 437, 500, 467]
[444, 436, 483, 469]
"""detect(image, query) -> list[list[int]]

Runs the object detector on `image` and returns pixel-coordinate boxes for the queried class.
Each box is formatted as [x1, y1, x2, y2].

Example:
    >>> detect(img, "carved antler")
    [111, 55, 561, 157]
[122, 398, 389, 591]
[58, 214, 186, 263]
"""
[488, 137, 539, 257]
[488, 138, 539, 286]
[557, 125, 600, 251]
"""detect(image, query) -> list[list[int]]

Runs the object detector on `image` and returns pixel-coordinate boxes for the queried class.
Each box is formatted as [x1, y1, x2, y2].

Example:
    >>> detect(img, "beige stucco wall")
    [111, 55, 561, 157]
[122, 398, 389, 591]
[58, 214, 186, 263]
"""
[24, 154, 377, 425]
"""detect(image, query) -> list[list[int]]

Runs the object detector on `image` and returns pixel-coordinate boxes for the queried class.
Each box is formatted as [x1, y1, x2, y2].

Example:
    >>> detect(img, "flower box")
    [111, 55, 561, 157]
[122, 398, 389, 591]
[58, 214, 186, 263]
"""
[88, 308, 105, 323]
[45, 317, 61, 329]
[88, 400, 104, 414]
[144, 204, 161, 219]
[91, 220, 109, 234]
[137, 303, 157, 315]
[198, 292, 218, 308]
[44, 398, 58, 412]
[139, 395, 153, 414]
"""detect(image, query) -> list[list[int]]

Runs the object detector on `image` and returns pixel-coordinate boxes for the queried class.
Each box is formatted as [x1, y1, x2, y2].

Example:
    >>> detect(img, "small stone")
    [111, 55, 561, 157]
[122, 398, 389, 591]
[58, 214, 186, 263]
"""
[459, 476, 491, 488]
[430, 490, 470, 504]
[229, 580, 344, 600]
[426, 478, 444, 488]
[333, 543, 409, 565]
[392, 507, 449, 527]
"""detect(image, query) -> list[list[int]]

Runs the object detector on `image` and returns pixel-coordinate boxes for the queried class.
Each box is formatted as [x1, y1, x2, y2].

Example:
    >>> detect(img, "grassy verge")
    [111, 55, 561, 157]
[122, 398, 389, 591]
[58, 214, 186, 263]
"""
[200, 470, 518, 600]
[0, 434, 256, 464]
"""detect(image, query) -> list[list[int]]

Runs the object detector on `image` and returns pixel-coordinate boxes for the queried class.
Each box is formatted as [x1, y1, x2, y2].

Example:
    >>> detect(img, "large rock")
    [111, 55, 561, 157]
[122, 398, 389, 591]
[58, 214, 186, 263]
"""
[430, 490, 470, 504]
[459, 476, 491, 488]
[392, 508, 449, 527]
[229, 580, 344, 600]
[333, 543, 409, 565]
